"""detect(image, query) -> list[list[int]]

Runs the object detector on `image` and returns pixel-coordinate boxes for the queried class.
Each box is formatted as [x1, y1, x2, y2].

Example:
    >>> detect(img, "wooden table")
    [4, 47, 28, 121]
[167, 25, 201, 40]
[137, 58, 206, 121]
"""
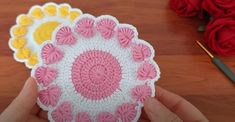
[0, 0, 235, 121]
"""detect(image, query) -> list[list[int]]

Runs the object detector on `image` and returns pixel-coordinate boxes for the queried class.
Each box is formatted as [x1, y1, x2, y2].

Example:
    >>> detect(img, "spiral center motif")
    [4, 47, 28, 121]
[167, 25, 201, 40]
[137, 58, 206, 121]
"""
[71, 50, 122, 100]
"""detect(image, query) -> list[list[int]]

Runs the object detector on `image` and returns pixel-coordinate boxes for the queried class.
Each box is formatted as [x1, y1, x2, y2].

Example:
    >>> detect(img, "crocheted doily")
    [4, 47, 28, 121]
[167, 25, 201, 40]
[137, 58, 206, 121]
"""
[9, 2, 82, 68]
[31, 14, 160, 122]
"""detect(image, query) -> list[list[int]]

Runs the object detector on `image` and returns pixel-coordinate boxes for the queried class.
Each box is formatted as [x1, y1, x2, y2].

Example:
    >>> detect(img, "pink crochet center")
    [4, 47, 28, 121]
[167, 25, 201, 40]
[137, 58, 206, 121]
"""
[72, 50, 122, 100]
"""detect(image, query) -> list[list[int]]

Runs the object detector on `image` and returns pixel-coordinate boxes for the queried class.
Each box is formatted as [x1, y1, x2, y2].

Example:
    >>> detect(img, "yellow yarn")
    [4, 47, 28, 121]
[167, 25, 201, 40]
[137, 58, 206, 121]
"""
[12, 26, 27, 37]
[70, 11, 81, 21]
[18, 15, 33, 26]
[16, 48, 30, 59]
[30, 7, 44, 19]
[12, 38, 26, 49]
[44, 5, 57, 16]
[59, 5, 69, 18]
[28, 53, 38, 66]
[33, 21, 60, 45]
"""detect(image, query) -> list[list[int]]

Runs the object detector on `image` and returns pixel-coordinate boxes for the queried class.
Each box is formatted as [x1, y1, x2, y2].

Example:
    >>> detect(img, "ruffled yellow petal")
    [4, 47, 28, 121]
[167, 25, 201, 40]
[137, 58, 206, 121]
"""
[30, 7, 44, 19]
[12, 26, 27, 37]
[70, 11, 81, 21]
[11, 38, 26, 49]
[28, 53, 38, 66]
[44, 4, 57, 16]
[59, 5, 69, 18]
[33, 21, 60, 45]
[18, 15, 33, 26]
[16, 48, 30, 59]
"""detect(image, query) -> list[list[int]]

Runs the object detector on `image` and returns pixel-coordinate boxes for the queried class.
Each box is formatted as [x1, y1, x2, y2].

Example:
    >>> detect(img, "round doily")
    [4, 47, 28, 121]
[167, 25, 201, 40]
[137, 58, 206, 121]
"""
[9, 2, 82, 68]
[31, 14, 160, 122]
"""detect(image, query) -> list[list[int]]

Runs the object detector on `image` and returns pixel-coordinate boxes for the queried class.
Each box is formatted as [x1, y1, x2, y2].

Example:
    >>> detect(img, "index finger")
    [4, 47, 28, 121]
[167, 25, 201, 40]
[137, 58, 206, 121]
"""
[155, 86, 208, 122]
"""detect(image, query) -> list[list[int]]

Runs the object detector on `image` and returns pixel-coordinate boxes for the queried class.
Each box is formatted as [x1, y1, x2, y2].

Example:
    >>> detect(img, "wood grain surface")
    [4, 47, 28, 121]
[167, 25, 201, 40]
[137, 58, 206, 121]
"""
[0, 0, 235, 122]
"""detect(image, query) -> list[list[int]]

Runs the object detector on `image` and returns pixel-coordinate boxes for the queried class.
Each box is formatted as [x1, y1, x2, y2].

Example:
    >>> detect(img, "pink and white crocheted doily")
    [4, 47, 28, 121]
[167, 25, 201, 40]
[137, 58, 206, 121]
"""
[31, 14, 160, 122]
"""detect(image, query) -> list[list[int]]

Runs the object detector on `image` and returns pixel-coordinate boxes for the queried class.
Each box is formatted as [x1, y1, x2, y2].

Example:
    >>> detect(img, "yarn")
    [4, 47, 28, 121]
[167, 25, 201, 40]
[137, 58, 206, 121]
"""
[9, 2, 83, 68]
[31, 14, 160, 122]
[75, 17, 95, 38]
[56, 26, 77, 45]
[117, 27, 134, 47]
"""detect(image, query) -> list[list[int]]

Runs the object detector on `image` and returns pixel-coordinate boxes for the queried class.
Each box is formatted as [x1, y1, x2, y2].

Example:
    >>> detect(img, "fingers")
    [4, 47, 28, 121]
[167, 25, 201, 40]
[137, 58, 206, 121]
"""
[0, 77, 38, 122]
[144, 98, 183, 122]
[155, 86, 208, 122]
[38, 111, 48, 120]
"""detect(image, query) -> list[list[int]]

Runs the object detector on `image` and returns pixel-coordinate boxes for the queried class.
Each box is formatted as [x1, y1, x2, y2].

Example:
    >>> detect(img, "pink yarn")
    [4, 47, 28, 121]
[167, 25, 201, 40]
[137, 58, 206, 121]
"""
[56, 26, 77, 45]
[132, 43, 151, 62]
[51, 102, 73, 122]
[75, 17, 95, 38]
[41, 43, 64, 64]
[38, 85, 61, 106]
[131, 84, 152, 103]
[137, 62, 157, 80]
[96, 112, 117, 122]
[75, 112, 92, 122]
[116, 103, 137, 122]
[71, 50, 122, 100]
[117, 27, 134, 47]
[35, 66, 57, 86]
[96, 18, 116, 39]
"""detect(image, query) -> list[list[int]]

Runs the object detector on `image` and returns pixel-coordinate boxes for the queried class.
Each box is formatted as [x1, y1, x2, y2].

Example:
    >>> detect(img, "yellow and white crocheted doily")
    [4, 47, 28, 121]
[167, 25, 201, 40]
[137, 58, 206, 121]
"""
[9, 2, 82, 68]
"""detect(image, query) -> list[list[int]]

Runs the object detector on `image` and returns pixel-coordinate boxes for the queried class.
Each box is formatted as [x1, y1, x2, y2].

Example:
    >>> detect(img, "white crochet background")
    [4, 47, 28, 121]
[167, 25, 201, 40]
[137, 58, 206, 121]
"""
[31, 14, 160, 122]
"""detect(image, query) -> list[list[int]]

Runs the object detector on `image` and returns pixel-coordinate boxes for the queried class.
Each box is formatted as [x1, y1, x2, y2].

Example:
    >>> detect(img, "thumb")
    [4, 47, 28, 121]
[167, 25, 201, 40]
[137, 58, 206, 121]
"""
[144, 98, 183, 122]
[0, 77, 38, 122]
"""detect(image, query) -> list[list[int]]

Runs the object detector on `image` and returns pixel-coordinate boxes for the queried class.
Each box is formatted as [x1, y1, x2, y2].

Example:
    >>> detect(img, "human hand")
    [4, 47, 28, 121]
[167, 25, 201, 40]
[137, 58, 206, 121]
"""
[0, 77, 48, 122]
[142, 86, 209, 122]
[0, 78, 208, 122]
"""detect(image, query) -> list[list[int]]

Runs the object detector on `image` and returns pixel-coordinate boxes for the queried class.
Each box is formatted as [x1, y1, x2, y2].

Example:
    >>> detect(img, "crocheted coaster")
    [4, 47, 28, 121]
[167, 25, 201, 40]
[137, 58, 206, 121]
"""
[9, 2, 82, 68]
[31, 14, 160, 122]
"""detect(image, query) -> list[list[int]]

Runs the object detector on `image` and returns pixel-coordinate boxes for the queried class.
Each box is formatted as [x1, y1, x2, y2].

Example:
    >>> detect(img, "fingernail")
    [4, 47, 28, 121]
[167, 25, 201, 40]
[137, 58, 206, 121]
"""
[22, 77, 35, 91]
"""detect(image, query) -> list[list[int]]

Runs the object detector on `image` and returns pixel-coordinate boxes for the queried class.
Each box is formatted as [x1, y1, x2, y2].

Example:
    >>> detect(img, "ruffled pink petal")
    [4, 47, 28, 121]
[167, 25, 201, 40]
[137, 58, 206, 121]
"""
[56, 26, 77, 45]
[51, 102, 73, 122]
[131, 84, 152, 103]
[96, 112, 117, 122]
[75, 17, 95, 38]
[132, 43, 151, 62]
[41, 43, 64, 64]
[96, 18, 116, 39]
[75, 112, 92, 122]
[35, 66, 57, 86]
[38, 85, 61, 106]
[137, 62, 157, 80]
[115, 103, 137, 122]
[117, 27, 134, 47]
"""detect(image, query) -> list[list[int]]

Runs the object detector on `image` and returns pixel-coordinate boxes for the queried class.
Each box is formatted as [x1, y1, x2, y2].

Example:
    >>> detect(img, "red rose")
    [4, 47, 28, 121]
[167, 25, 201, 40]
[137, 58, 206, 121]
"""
[170, 0, 202, 17]
[202, 0, 235, 18]
[204, 17, 235, 56]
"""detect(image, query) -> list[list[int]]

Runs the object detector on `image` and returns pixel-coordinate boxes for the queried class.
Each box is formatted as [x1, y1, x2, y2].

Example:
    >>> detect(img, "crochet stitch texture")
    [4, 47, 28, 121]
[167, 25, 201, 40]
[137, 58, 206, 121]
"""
[31, 14, 160, 122]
